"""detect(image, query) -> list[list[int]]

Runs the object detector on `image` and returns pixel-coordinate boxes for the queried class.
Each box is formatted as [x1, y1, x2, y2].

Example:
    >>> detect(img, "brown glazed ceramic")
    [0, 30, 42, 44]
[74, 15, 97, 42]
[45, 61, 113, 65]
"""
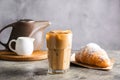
[0, 19, 50, 51]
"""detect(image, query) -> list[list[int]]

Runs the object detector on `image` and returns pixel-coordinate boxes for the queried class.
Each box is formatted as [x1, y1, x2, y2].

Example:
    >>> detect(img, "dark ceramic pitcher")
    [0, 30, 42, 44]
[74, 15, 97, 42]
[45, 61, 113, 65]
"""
[0, 19, 50, 51]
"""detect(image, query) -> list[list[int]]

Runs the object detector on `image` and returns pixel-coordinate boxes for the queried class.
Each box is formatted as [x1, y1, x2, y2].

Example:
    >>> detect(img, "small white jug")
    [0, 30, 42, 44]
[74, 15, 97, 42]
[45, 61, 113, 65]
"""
[9, 37, 35, 56]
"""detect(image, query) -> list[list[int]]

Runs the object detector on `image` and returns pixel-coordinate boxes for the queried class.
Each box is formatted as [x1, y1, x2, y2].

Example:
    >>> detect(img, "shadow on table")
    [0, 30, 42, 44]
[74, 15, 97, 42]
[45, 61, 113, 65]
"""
[0, 66, 48, 77]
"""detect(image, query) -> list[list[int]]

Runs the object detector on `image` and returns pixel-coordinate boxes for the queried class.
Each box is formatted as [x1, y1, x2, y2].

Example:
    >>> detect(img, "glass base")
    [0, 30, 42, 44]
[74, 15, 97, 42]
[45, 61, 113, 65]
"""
[48, 68, 68, 74]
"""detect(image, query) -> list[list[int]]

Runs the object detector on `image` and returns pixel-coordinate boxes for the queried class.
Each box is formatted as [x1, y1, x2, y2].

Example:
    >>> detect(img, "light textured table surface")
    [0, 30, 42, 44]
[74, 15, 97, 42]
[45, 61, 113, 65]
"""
[0, 50, 120, 80]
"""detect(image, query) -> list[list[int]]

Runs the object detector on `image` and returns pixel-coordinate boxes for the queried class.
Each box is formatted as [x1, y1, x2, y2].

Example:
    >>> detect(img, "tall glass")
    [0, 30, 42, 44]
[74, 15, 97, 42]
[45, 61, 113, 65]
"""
[46, 30, 72, 74]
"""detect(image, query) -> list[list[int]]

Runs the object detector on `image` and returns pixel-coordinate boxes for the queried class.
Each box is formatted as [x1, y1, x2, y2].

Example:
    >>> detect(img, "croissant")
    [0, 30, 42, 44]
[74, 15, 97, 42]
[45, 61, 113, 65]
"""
[75, 43, 111, 68]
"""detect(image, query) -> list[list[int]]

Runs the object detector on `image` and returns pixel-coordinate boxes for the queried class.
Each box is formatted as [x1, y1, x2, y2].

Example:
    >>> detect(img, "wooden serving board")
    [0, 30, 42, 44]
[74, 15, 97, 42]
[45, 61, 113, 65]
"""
[0, 50, 48, 61]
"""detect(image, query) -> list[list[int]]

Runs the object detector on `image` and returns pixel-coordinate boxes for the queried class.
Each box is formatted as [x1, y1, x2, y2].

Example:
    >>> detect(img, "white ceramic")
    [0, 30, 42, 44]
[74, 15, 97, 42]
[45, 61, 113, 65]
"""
[9, 37, 35, 56]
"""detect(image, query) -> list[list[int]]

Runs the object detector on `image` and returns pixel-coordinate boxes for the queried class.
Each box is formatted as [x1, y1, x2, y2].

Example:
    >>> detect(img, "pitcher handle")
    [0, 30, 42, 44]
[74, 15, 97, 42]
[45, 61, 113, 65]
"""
[0, 24, 13, 47]
[8, 39, 16, 52]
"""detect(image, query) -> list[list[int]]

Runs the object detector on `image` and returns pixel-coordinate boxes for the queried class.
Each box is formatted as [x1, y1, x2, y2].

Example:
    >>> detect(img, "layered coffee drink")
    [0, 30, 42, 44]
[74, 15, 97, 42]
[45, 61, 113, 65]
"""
[46, 30, 72, 74]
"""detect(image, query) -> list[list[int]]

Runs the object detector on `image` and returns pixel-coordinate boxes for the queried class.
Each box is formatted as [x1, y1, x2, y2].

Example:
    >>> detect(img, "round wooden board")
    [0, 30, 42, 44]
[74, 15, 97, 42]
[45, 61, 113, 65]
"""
[0, 50, 48, 61]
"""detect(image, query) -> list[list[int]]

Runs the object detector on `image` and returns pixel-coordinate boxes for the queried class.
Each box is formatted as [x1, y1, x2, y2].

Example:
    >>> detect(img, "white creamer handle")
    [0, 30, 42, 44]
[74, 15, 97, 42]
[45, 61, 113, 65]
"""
[9, 39, 16, 52]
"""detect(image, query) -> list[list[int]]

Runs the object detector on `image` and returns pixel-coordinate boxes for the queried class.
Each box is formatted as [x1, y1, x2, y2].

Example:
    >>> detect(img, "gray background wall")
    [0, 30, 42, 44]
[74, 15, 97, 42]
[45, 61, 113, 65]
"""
[0, 0, 120, 50]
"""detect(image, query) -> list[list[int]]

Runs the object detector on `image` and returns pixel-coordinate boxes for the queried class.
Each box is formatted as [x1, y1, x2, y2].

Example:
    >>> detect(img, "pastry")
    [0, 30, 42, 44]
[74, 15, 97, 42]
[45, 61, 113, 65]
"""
[75, 43, 112, 68]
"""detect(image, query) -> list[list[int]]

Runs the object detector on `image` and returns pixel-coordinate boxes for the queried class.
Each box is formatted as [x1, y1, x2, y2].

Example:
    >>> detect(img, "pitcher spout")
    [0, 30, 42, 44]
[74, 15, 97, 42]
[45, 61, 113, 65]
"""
[29, 21, 51, 38]
[34, 21, 51, 30]
[31, 38, 35, 42]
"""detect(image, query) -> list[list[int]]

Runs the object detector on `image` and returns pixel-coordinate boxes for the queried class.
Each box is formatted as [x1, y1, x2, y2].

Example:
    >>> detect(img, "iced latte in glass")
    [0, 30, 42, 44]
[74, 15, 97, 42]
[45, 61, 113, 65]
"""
[46, 30, 72, 74]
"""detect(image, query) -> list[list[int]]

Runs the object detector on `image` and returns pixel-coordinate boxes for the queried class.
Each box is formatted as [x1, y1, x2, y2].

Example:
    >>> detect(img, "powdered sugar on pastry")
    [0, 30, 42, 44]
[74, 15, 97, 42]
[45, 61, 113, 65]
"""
[86, 43, 103, 53]
[87, 43, 110, 59]
[83, 43, 109, 59]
